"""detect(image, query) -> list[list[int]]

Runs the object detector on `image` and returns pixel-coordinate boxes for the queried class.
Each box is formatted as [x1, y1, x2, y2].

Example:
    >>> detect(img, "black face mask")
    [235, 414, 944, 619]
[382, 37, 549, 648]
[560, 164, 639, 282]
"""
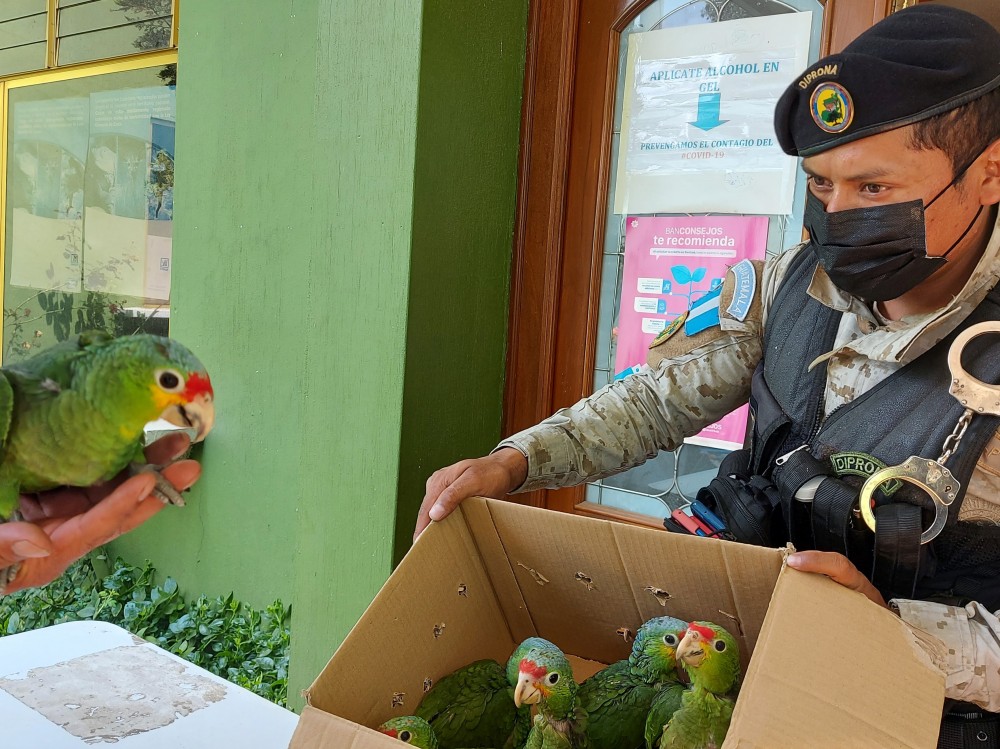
[804, 157, 986, 302]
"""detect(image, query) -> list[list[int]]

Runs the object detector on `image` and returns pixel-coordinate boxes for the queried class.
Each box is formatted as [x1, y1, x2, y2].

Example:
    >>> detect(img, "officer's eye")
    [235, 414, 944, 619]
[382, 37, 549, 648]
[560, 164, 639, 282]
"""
[399, 730, 412, 742]
[714, 640, 727, 652]
[155, 369, 184, 392]
[861, 183, 886, 195]
[663, 633, 678, 647]
[547, 672, 560, 685]
[807, 174, 832, 189]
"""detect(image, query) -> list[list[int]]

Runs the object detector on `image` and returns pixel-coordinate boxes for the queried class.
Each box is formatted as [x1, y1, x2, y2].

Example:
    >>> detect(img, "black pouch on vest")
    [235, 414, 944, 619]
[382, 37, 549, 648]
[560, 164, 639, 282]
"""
[697, 449, 789, 547]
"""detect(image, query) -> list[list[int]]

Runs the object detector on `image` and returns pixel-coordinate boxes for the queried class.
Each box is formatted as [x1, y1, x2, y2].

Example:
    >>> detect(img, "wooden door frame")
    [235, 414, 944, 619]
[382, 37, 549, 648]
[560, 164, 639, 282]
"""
[504, 0, 895, 516]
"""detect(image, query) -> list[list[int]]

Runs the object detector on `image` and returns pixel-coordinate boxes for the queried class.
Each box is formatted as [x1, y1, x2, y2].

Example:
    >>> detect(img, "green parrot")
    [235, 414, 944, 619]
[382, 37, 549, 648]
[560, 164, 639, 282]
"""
[513, 639, 588, 749]
[377, 716, 495, 749]
[654, 621, 741, 749]
[644, 682, 686, 749]
[577, 615, 687, 749]
[380, 716, 441, 749]
[415, 639, 544, 749]
[0, 331, 215, 522]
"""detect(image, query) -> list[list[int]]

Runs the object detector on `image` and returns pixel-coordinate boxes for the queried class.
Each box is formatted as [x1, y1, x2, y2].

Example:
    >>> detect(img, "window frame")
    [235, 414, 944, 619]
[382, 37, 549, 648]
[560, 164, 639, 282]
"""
[0, 43, 178, 362]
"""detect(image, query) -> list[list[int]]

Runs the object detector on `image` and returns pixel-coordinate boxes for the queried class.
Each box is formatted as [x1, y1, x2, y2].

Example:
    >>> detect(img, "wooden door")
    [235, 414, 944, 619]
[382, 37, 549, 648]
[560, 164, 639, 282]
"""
[504, 0, 903, 521]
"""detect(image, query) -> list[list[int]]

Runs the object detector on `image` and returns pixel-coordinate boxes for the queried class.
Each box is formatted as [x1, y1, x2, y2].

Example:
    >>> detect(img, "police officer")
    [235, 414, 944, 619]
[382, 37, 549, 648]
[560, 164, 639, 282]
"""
[416, 6, 1000, 744]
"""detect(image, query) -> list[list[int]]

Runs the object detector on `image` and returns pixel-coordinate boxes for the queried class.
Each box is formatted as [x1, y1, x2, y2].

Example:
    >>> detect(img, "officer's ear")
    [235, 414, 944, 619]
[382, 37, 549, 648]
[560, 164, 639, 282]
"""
[978, 137, 1000, 206]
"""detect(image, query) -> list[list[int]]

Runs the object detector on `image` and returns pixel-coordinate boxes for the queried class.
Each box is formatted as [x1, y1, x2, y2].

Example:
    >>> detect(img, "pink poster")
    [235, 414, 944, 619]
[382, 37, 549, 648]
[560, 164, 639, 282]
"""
[614, 215, 769, 451]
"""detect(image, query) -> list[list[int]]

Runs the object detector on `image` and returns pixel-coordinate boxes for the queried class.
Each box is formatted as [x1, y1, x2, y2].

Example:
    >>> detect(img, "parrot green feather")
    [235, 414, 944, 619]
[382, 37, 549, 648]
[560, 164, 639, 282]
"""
[655, 622, 741, 749]
[378, 715, 496, 749]
[644, 683, 685, 749]
[416, 639, 540, 749]
[0, 332, 214, 520]
[578, 616, 687, 749]
[517, 640, 588, 749]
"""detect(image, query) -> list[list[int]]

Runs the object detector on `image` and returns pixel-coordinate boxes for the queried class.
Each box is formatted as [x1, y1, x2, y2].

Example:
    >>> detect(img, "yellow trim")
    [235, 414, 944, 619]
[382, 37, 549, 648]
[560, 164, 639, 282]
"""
[171, 0, 180, 48]
[0, 78, 6, 367]
[3, 49, 177, 88]
[891, 0, 919, 12]
[46, 0, 58, 69]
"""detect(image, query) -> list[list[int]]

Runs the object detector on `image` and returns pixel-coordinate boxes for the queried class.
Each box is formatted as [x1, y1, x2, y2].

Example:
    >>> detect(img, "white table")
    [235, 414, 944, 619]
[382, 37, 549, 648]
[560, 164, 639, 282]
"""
[0, 620, 299, 747]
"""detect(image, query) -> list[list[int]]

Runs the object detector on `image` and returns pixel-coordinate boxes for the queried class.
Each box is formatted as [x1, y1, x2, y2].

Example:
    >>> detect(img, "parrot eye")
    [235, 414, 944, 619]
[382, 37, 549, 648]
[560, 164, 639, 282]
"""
[399, 730, 412, 742]
[713, 640, 727, 652]
[663, 633, 678, 646]
[547, 672, 560, 685]
[156, 369, 184, 392]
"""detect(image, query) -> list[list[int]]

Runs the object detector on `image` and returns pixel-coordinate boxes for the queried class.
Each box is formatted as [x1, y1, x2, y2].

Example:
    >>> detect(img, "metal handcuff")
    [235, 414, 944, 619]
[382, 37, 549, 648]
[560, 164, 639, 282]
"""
[858, 320, 1000, 544]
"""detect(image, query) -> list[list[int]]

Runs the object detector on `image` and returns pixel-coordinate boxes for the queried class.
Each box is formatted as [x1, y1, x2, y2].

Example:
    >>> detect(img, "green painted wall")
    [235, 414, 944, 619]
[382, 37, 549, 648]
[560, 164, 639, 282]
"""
[394, 3, 528, 561]
[110, 0, 527, 709]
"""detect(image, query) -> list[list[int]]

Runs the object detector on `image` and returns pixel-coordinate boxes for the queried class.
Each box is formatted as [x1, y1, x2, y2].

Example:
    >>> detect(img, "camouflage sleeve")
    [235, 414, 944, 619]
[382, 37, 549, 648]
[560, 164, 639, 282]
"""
[494, 248, 806, 494]
[893, 599, 1000, 711]
[497, 333, 761, 492]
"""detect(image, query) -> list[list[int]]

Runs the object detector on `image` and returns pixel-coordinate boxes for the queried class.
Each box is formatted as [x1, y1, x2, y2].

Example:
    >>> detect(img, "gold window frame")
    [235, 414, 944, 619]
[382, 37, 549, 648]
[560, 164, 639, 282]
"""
[0, 0, 179, 361]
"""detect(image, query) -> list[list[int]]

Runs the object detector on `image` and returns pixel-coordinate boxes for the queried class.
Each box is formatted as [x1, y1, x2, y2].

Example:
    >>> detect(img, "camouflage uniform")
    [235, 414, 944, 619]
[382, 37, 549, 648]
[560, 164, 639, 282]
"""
[498, 215, 1000, 710]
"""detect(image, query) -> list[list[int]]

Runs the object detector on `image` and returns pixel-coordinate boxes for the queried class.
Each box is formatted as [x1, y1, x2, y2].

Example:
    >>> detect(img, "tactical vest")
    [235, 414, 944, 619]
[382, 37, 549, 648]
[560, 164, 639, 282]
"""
[699, 247, 1000, 608]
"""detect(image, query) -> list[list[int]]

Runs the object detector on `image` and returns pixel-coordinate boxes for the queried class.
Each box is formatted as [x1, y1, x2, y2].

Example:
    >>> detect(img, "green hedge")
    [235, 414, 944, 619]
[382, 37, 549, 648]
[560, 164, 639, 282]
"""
[0, 554, 291, 707]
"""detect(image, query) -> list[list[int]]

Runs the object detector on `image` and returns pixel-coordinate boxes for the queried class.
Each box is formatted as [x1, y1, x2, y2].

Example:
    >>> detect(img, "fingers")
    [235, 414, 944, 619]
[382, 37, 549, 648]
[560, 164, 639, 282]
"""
[144, 432, 192, 465]
[786, 550, 887, 607]
[19, 489, 93, 521]
[414, 450, 528, 543]
[415, 462, 473, 542]
[0, 521, 53, 569]
[119, 460, 201, 534]
[3, 461, 203, 594]
[428, 468, 481, 522]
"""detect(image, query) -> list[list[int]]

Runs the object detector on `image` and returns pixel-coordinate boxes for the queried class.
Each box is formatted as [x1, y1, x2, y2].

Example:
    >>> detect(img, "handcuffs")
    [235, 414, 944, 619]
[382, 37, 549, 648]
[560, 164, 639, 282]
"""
[858, 321, 1000, 544]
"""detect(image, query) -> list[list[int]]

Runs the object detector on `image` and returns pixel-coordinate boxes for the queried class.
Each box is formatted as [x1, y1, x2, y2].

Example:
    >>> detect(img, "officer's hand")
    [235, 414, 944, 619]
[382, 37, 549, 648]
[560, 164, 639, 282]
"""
[414, 448, 528, 542]
[786, 550, 887, 608]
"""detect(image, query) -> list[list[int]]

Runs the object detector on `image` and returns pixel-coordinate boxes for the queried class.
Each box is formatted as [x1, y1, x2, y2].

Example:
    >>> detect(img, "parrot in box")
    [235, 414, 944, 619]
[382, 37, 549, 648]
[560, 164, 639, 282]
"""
[0, 331, 214, 523]
[380, 716, 442, 748]
[513, 638, 588, 749]
[415, 638, 547, 749]
[577, 615, 687, 749]
[378, 715, 500, 749]
[643, 682, 687, 749]
[653, 621, 740, 749]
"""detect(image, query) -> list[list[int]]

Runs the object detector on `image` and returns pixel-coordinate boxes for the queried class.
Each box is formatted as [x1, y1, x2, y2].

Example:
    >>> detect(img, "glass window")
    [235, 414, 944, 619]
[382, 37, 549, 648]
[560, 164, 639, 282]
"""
[0, 1, 47, 77]
[58, 0, 173, 66]
[586, 0, 824, 520]
[2, 63, 176, 360]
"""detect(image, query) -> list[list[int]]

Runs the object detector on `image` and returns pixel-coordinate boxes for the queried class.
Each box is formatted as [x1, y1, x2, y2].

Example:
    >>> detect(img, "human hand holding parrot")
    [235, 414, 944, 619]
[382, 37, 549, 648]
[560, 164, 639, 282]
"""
[0, 432, 200, 593]
[0, 332, 214, 594]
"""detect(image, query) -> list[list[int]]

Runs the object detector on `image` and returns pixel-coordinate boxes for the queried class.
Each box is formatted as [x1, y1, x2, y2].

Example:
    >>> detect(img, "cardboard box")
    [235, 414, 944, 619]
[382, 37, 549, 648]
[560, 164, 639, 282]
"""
[289, 497, 945, 748]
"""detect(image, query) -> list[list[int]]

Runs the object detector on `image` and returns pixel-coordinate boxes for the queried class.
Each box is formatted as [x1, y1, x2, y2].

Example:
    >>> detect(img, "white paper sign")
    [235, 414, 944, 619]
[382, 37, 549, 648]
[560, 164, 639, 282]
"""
[615, 13, 812, 215]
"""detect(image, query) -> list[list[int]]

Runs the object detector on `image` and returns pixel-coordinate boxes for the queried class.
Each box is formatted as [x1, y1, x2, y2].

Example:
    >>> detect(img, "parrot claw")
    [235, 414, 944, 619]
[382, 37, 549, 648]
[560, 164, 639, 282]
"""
[0, 511, 23, 596]
[129, 463, 186, 507]
[0, 562, 22, 596]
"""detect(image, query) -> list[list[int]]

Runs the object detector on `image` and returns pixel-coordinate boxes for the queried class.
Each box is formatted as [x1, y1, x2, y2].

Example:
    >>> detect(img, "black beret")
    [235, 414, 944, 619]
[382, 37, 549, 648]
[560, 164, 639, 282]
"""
[774, 5, 1000, 157]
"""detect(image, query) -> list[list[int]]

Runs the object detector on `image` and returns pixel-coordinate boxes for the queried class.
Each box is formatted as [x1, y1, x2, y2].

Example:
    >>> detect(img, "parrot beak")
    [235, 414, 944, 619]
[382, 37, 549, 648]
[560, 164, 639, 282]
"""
[162, 392, 215, 443]
[677, 629, 707, 668]
[513, 673, 542, 708]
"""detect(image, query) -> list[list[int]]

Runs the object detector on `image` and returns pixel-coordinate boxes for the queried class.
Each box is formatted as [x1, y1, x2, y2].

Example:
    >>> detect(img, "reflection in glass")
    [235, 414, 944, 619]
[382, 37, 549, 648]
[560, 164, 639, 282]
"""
[3, 67, 175, 361]
[58, 0, 172, 65]
[589, 0, 818, 519]
[0, 2, 46, 76]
